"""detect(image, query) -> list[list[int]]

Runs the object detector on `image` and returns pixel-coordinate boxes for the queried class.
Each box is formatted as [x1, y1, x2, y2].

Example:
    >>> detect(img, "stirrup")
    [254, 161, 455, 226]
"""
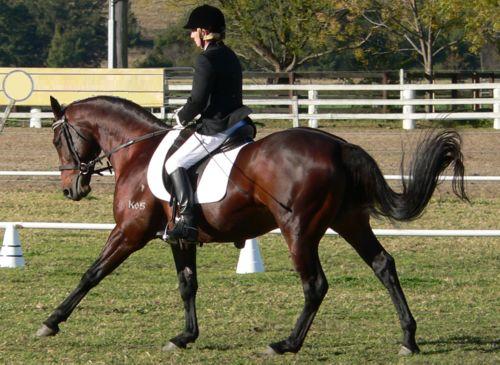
[167, 220, 198, 243]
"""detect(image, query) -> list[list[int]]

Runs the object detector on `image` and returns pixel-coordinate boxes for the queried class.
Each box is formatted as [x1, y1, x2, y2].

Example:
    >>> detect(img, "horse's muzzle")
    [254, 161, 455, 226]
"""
[63, 174, 92, 201]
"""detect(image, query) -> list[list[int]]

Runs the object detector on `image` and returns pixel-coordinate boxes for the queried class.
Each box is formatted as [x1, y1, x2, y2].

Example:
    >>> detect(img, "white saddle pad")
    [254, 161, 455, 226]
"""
[147, 129, 249, 204]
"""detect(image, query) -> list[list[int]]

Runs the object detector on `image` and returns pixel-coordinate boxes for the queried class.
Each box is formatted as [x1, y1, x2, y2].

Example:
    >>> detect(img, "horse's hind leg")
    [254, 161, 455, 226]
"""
[267, 227, 329, 354]
[162, 244, 199, 351]
[333, 213, 420, 355]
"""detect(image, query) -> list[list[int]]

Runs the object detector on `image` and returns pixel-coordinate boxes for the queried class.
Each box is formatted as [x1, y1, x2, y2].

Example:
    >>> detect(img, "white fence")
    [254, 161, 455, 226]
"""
[8, 82, 500, 130]
[1, 222, 499, 237]
[166, 83, 500, 129]
[1, 171, 499, 181]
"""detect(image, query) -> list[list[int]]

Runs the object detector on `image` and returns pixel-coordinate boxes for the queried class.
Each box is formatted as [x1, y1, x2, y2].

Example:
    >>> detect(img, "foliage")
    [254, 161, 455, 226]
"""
[346, 0, 499, 79]
[38, 0, 107, 67]
[136, 17, 198, 68]
[3, 0, 107, 67]
[0, 0, 46, 66]
[212, 0, 371, 72]
[450, 0, 499, 53]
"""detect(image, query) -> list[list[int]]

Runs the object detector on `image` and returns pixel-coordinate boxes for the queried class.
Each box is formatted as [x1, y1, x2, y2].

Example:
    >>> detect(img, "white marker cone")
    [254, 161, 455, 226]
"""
[236, 238, 264, 274]
[0, 224, 25, 268]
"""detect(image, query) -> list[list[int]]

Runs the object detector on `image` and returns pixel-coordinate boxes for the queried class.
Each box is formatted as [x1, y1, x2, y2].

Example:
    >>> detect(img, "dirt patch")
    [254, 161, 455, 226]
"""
[0, 126, 498, 198]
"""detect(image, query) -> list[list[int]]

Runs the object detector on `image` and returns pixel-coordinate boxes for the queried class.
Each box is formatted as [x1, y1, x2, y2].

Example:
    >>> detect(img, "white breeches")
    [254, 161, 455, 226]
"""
[165, 120, 246, 174]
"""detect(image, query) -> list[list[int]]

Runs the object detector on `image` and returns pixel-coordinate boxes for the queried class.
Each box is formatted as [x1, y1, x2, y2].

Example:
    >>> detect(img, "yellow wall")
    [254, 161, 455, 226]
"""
[0, 68, 165, 107]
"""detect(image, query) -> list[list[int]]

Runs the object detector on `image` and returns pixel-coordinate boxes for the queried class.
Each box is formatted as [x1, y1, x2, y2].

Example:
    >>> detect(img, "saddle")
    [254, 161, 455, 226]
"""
[161, 123, 255, 196]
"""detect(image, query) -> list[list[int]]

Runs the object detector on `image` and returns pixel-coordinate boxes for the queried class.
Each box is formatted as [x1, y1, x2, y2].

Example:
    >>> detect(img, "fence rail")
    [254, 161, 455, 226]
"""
[1, 222, 499, 237]
[2, 71, 499, 129]
[165, 82, 500, 129]
[1, 171, 499, 181]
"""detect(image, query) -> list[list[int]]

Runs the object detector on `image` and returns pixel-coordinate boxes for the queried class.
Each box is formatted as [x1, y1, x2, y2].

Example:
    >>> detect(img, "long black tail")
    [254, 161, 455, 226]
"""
[345, 130, 469, 221]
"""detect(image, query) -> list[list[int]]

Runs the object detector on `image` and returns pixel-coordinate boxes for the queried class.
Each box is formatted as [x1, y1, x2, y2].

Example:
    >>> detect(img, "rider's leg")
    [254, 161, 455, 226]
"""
[168, 167, 198, 242]
[165, 131, 227, 241]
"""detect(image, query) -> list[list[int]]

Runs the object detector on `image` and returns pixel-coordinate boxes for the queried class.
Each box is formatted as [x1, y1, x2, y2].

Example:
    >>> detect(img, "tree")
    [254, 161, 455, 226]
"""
[15, 0, 107, 67]
[348, 0, 499, 80]
[43, 0, 107, 67]
[136, 19, 198, 68]
[215, 0, 371, 72]
[0, 0, 46, 66]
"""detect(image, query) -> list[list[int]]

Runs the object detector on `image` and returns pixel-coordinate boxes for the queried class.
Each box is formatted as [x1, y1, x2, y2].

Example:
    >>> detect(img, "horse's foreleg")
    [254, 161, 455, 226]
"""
[163, 244, 199, 350]
[334, 219, 420, 355]
[37, 227, 143, 336]
[268, 234, 328, 354]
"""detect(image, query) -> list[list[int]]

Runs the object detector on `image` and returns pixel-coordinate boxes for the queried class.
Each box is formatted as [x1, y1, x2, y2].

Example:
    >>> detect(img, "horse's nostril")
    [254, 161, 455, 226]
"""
[63, 189, 71, 198]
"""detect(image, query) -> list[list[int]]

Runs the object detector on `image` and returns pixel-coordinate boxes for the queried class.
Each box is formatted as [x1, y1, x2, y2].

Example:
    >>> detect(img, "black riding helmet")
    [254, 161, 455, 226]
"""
[183, 4, 225, 33]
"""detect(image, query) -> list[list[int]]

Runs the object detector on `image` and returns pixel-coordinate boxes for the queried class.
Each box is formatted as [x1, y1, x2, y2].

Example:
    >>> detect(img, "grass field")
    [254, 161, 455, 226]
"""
[0, 188, 498, 364]
[0, 127, 498, 363]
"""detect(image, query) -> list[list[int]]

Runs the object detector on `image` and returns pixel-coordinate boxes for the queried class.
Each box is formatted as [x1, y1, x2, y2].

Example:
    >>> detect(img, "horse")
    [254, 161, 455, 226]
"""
[36, 95, 468, 356]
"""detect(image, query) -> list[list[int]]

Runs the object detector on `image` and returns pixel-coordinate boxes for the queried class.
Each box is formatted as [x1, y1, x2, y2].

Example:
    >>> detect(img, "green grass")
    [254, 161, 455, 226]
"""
[0, 188, 498, 364]
[0, 233, 498, 364]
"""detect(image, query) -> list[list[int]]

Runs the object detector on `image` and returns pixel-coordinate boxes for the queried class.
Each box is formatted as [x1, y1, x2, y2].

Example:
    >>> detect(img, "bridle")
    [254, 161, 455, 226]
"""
[52, 115, 171, 177]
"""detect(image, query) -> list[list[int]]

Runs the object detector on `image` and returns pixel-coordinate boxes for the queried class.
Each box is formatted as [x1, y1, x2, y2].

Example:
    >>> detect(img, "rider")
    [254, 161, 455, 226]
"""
[165, 4, 254, 242]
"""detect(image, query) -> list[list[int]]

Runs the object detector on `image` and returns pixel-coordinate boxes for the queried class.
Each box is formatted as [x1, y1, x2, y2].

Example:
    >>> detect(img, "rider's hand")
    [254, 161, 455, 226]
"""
[173, 107, 184, 129]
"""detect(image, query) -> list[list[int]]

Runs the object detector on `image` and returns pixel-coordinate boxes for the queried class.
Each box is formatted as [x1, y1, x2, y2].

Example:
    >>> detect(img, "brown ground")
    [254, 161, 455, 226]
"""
[0, 127, 498, 198]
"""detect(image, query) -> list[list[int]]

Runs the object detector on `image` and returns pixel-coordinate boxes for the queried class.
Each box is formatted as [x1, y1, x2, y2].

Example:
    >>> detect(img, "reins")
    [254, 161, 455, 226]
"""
[53, 115, 172, 176]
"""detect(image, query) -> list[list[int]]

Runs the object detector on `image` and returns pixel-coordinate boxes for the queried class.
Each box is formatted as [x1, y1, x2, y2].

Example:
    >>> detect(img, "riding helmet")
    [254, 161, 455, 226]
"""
[183, 4, 226, 33]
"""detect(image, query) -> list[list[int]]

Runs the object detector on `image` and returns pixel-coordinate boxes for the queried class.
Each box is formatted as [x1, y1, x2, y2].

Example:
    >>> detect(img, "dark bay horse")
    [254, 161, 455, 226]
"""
[37, 95, 468, 355]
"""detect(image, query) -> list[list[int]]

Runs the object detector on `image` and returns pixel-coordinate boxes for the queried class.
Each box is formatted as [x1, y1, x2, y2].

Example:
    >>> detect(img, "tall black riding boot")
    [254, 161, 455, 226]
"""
[167, 168, 198, 242]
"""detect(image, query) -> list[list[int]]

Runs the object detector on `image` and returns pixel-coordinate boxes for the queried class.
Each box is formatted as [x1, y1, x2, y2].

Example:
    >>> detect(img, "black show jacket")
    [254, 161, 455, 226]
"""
[178, 42, 252, 136]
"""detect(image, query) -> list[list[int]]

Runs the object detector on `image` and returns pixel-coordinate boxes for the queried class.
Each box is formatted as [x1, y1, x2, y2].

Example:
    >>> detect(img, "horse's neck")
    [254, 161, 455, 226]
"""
[92, 116, 160, 175]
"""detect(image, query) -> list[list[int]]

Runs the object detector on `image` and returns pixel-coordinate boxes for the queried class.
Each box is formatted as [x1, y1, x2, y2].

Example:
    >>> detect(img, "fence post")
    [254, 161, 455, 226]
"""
[494, 88, 500, 130]
[29, 108, 41, 128]
[400, 69, 416, 129]
[402, 87, 416, 130]
[308, 89, 318, 128]
[292, 95, 299, 127]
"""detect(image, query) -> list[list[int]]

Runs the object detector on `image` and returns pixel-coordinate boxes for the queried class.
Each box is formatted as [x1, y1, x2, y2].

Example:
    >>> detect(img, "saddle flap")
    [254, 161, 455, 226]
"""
[147, 129, 252, 204]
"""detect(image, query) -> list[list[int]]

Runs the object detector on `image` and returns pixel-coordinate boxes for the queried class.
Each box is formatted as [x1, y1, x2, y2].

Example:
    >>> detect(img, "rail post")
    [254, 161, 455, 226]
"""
[400, 69, 415, 129]
[308, 90, 318, 128]
[292, 95, 299, 127]
[29, 108, 41, 128]
[402, 86, 416, 130]
[494, 88, 500, 130]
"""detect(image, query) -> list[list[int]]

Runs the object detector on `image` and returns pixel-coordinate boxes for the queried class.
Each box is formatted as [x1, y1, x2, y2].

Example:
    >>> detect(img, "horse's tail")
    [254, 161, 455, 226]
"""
[343, 129, 469, 221]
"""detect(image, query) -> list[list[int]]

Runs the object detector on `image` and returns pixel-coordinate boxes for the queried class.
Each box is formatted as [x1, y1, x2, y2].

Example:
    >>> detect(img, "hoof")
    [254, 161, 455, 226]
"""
[162, 342, 180, 352]
[36, 324, 58, 337]
[398, 345, 416, 356]
[262, 346, 280, 356]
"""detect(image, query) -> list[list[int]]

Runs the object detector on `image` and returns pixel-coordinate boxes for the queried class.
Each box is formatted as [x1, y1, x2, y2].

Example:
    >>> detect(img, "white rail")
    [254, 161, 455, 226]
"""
[6, 82, 500, 129]
[0, 222, 499, 237]
[1, 171, 499, 181]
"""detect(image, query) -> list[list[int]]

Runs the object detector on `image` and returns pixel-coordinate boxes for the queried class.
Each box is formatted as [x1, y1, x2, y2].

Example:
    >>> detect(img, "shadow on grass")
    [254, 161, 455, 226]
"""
[419, 335, 499, 354]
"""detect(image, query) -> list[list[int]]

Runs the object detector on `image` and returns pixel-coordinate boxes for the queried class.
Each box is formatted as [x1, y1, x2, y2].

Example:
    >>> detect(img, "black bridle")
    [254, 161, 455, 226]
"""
[52, 115, 171, 176]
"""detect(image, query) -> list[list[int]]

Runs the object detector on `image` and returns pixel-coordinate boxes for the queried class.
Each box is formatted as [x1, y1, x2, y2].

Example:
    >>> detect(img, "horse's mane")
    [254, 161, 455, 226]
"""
[69, 95, 166, 129]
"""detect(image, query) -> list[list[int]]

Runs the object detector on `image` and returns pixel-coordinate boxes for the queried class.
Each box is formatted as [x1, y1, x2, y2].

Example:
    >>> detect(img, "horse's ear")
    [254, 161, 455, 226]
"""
[50, 96, 63, 120]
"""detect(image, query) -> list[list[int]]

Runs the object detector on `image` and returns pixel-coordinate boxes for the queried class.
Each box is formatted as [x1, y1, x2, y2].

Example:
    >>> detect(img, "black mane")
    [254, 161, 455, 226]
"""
[70, 95, 167, 129]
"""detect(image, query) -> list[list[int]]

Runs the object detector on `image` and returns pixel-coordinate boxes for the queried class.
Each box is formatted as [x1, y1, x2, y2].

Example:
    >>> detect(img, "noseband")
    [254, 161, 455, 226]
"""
[52, 115, 171, 177]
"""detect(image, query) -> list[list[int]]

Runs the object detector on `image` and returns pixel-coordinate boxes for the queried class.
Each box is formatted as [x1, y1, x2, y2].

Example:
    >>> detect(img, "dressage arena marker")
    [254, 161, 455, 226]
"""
[0, 223, 266, 272]
[0, 224, 25, 268]
[1, 222, 499, 269]
[236, 238, 265, 274]
[0, 69, 34, 133]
